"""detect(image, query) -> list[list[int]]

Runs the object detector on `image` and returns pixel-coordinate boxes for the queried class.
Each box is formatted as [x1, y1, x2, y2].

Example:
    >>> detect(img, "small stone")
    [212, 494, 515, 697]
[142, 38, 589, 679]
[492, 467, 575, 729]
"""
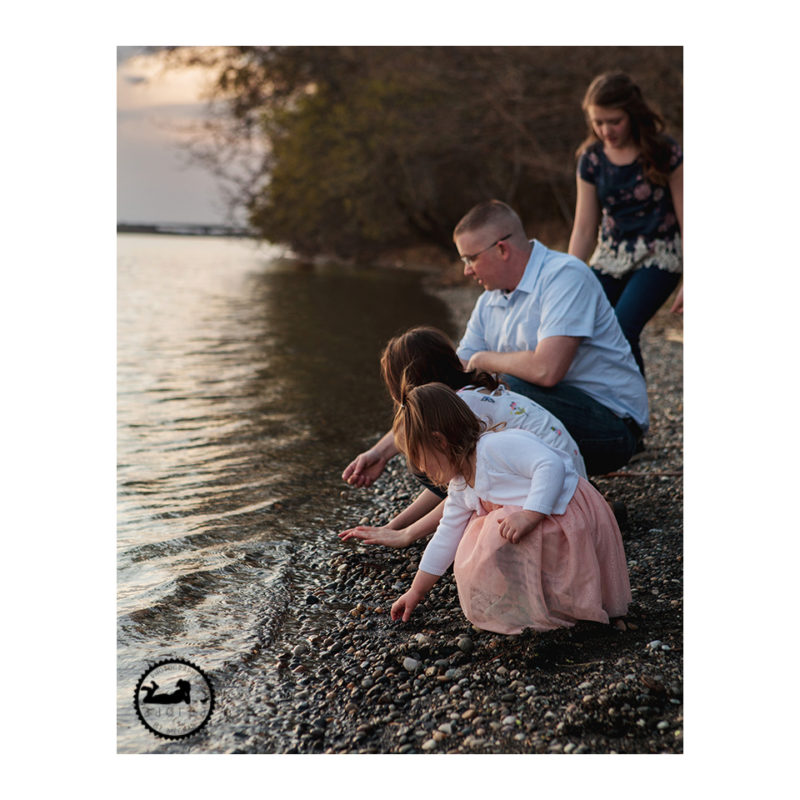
[293, 642, 311, 657]
[462, 708, 475, 720]
[403, 657, 421, 673]
[422, 738, 437, 751]
[648, 640, 662, 650]
[438, 723, 453, 735]
[657, 721, 670, 731]
[359, 517, 370, 525]
[502, 715, 517, 727]
[457, 636, 474, 654]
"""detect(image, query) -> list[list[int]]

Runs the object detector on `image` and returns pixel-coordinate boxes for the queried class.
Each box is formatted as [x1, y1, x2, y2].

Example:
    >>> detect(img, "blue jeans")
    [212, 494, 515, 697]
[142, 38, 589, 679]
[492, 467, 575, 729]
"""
[593, 266, 681, 376]
[501, 374, 640, 476]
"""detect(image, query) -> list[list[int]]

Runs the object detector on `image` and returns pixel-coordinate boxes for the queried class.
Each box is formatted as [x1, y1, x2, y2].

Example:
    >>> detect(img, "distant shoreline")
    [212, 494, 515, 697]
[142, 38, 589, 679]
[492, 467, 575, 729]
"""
[117, 223, 253, 238]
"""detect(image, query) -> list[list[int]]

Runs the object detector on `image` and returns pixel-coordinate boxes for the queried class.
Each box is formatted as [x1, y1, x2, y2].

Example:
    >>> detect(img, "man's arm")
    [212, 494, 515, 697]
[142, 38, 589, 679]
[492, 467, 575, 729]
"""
[465, 335, 581, 388]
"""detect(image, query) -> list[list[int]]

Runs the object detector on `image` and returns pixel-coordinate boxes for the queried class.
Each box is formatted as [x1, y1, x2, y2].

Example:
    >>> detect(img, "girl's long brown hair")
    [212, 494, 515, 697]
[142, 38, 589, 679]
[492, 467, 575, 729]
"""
[393, 382, 484, 487]
[576, 71, 675, 186]
[381, 326, 500, 406]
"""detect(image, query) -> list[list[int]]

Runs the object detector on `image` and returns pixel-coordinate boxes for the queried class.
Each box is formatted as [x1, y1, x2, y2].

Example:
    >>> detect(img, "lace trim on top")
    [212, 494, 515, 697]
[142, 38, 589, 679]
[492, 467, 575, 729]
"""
[589, 232, 682, 278]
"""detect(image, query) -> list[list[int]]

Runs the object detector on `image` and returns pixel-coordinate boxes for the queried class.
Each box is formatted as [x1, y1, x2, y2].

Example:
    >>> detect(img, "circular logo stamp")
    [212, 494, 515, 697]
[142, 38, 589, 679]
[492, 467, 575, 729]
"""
[134, 658, 215, 740]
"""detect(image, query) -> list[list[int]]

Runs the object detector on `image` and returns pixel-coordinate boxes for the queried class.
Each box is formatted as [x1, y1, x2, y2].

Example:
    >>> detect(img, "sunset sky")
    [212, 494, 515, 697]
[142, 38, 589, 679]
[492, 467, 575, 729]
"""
[117, 47, 237, 225]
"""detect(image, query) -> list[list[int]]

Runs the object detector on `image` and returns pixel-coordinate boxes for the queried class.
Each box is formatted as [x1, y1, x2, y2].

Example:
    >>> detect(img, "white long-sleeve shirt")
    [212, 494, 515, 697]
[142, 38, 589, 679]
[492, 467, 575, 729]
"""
[457, 384, 587, 478]
[418, 428, 580, 576]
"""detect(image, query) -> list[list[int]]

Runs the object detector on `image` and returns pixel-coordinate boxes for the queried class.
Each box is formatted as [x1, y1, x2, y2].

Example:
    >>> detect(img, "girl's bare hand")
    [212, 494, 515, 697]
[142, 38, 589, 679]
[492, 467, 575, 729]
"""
[341, 449, 386, 488]
[497, 510, 544, 544]
[338, 525, 411, 548]
[391, 589, 423, 622]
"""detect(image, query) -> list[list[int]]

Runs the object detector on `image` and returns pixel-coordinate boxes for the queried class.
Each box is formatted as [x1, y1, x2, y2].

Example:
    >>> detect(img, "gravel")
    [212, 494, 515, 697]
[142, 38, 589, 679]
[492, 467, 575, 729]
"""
[159, 287, 683, 755]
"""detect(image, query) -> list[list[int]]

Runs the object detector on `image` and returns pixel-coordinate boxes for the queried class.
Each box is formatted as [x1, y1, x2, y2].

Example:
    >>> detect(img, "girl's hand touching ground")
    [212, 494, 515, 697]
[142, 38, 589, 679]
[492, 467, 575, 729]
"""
[338, 525, 413, 548]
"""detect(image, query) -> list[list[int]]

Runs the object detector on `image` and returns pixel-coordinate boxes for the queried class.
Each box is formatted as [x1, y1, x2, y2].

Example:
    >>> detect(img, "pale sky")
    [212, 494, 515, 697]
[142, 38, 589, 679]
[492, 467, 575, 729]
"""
[117, 47, 240, 226]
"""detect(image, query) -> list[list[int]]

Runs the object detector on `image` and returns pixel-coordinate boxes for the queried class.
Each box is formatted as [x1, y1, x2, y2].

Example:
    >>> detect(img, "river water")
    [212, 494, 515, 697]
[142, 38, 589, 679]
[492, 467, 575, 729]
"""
[117, 233, 462, 751]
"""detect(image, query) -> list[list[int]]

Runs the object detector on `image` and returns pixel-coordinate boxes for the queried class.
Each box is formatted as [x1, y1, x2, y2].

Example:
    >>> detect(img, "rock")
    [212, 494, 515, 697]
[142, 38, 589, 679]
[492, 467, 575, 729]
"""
[403, 657, 421, 673]
[421, 738, 437, 751]
[293, 642, 311, 657]
[502, 715, 517, 727]
[457, 636, 474, 654]
[413, 633, 432, 648]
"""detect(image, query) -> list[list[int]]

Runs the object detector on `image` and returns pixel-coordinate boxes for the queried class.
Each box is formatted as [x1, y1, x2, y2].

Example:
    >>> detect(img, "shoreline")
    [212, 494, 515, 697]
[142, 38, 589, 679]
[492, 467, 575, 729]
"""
[159, 283, 683, 755]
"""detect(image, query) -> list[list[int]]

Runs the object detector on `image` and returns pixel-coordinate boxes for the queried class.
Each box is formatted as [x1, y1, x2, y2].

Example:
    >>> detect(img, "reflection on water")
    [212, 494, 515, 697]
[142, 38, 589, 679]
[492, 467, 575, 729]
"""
[117, 234, 458, 750]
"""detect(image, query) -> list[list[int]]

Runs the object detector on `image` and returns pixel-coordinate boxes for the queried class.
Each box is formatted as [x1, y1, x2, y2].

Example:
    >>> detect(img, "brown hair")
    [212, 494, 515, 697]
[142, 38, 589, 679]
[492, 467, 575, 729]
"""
[577, 71, 675, 186]
[380, 326, 501, 406]
[392, 382, 484, 487]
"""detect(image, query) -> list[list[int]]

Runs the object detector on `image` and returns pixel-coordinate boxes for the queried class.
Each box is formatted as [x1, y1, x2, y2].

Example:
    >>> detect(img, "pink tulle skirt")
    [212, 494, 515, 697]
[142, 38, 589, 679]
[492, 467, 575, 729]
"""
[453, 478, 631, 635]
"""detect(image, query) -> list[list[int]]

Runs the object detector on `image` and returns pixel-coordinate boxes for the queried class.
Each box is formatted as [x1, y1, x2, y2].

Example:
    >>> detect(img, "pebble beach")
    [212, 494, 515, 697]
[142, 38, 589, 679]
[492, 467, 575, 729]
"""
[159, 280, 683, 756]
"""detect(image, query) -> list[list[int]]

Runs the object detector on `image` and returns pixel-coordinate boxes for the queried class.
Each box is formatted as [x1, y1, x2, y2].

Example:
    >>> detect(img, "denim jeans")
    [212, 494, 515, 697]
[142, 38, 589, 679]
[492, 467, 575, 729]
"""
[500, 374, 640, 476]
[593, 266, 681, 376]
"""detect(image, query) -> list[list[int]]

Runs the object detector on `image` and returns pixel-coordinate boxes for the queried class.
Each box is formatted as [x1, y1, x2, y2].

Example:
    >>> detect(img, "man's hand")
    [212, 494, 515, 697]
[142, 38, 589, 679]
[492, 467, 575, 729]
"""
[466, 351, 491, 373]
[497, 510, 545, 544]
[342, 449, 387, 488]
[338, 525, 414, 548]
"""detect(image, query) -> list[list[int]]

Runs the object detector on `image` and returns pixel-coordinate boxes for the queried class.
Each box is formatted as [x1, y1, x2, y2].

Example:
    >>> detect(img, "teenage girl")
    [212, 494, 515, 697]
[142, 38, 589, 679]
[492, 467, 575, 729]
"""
[389, 383, 631, 634]
[340, 326, 585, 549]
[568, 71, 683, 375]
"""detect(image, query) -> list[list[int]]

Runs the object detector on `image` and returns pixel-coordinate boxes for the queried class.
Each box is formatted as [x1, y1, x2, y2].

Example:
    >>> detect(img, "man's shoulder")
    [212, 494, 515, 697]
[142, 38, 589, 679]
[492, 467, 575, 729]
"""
[536, 243, 593, 284]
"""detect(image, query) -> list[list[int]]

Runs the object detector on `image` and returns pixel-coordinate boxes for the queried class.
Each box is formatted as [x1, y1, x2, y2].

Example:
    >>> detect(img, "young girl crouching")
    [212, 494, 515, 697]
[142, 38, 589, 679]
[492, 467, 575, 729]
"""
[390, 383, 631, 635]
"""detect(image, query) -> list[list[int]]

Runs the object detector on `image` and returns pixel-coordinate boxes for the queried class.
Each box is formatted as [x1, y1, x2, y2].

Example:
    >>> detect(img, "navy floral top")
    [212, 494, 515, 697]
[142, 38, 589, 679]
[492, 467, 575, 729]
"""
[578, 136, 683, 277]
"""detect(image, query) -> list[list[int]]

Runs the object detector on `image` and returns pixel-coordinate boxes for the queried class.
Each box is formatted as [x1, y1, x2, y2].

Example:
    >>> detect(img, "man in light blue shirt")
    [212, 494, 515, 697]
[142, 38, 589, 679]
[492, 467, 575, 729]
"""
[454, 200, 648, 475]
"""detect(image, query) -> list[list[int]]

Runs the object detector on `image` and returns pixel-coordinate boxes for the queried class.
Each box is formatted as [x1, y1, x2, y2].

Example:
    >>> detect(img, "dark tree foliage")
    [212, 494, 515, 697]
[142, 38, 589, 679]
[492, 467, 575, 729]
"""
[162, 46, 682, 260]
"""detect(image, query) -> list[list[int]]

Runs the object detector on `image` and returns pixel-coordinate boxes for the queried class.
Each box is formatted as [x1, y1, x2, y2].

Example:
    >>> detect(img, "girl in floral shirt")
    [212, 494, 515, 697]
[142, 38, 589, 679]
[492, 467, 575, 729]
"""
[568, 71, 683, 376]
